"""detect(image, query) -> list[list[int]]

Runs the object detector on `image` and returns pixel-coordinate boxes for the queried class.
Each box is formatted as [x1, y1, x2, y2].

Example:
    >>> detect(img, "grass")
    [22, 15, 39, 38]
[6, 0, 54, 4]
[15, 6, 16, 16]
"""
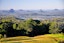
[0, 34, 64, 43]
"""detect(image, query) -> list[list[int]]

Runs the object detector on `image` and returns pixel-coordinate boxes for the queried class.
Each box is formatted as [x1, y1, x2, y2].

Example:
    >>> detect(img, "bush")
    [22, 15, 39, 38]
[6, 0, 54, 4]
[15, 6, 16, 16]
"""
[0, 34, 3, 39]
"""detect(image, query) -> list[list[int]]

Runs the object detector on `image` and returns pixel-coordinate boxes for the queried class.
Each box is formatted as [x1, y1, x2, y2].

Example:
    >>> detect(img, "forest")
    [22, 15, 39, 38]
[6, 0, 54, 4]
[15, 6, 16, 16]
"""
[0, 16, 64, 38]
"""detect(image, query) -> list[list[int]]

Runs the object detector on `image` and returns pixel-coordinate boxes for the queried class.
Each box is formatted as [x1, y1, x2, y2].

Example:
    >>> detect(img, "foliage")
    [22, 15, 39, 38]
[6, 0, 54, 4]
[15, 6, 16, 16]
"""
[0, 34, 3, 39]
[0, 16, 64, 37]
[49, 22, 61, 34]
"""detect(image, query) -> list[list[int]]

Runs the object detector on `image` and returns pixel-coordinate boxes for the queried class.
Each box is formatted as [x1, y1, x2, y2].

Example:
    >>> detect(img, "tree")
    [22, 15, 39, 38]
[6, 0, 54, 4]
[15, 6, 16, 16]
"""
[0, 22, 14, 37]
[13, 23, 18, 29]
[0, 23, 6, 34]
[49, 22, 60, 34]
[59, 23, 64, 33]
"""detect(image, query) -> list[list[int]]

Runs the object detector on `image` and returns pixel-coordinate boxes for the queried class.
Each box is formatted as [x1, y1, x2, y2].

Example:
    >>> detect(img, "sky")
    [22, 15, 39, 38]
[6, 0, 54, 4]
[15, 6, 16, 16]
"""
[0, 0, 64, 10]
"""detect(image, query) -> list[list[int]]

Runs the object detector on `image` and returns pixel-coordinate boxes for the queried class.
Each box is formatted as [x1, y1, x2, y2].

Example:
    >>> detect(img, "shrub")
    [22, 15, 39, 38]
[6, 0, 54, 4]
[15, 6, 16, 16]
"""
[0, 34, 3, 39]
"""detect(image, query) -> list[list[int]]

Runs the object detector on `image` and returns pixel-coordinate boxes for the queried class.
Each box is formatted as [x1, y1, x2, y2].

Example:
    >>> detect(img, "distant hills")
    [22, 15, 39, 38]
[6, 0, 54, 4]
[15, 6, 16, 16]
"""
[9, 9, 15, 13]
[0, 9, 64, 20]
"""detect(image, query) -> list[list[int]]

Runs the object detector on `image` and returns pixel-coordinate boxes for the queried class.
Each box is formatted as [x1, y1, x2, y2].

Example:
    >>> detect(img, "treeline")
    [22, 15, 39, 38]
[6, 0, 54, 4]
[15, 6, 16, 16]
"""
[0, 16, 64, 37]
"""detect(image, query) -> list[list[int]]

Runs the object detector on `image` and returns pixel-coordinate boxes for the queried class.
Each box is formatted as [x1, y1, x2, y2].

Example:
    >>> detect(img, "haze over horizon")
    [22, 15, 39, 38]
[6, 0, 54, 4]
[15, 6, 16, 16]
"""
[0, 0, 64, 10]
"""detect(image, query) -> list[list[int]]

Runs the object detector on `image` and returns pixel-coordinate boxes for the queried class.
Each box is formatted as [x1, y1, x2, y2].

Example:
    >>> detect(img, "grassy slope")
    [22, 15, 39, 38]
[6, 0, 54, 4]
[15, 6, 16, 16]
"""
[0, 34, 64, 43]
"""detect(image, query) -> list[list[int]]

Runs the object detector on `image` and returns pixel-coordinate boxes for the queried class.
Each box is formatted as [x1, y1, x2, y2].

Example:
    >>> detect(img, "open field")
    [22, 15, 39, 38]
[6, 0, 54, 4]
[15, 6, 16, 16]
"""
[0, 34, 64, 43]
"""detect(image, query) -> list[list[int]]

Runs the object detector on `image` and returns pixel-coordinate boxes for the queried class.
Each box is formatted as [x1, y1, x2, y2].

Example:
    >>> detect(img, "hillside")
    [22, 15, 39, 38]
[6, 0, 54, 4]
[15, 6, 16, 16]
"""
[0, 34, 64, 43]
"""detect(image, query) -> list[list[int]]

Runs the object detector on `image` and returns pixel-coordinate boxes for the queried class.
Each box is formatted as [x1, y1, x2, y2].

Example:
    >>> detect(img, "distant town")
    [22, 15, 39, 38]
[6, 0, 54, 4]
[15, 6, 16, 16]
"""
[0, 9, 64, 20]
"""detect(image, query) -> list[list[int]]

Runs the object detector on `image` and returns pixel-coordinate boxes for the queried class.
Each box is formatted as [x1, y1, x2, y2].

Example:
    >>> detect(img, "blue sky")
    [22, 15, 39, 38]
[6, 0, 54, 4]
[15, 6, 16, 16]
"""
[0, 0, 64, 10]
